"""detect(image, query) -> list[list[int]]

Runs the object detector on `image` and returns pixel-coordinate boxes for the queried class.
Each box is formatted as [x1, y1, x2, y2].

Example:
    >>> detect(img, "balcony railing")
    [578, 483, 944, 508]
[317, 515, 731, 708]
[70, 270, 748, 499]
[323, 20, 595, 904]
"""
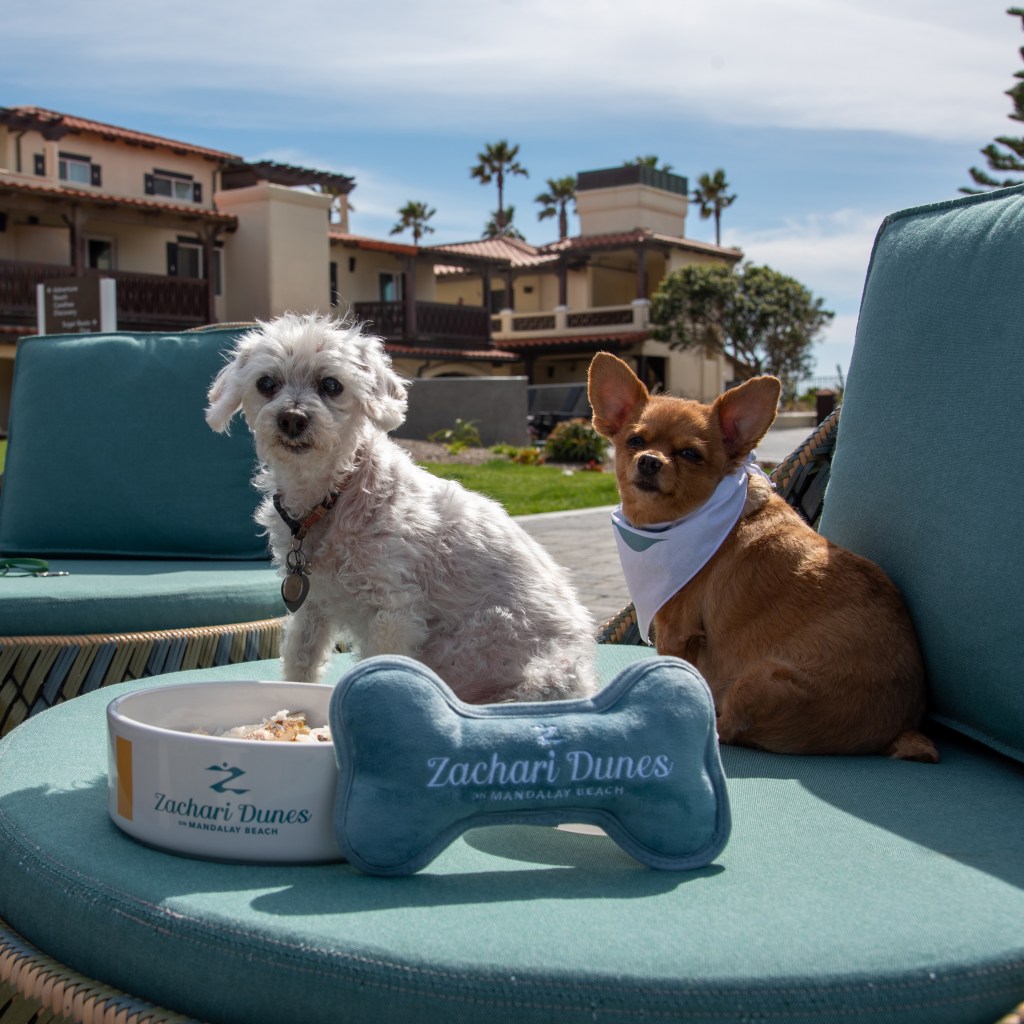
[352, 300, 491, 347]
[491, 301, 650, 340]
[0, 259, 210, 331]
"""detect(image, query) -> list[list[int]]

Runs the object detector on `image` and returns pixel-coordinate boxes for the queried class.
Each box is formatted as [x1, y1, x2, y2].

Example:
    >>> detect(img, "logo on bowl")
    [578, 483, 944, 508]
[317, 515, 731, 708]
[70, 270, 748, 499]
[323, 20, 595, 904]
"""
[207, 762, 250, 794]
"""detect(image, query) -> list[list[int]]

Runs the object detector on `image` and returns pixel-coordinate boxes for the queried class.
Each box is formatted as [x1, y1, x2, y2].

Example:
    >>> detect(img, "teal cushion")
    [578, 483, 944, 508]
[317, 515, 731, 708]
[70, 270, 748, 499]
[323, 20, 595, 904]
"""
[820, 185, 1024, 763]
[0, 558, 280, 635]
[330, 655, 730, 874]
[2, 645, 1023, 1024]
[0, 328, 267, 559]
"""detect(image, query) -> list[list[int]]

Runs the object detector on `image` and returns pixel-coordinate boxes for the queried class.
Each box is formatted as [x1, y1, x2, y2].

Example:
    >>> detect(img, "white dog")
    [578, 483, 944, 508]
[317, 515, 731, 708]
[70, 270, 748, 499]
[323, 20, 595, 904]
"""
[205, 312, 597, 703]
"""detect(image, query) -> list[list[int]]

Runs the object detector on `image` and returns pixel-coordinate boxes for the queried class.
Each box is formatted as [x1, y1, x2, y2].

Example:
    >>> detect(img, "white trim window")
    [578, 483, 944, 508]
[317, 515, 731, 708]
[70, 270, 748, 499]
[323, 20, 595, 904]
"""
[167, 237, 223, 295]
[59, 152, 102, 187]
[146, 170, 202, 203]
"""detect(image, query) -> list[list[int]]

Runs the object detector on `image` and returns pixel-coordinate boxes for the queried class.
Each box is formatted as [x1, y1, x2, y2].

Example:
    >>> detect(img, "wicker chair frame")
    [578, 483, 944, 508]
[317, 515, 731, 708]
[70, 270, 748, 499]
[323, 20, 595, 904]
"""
[0, 619, 282, 739]
[2, 406, 1022, 1024]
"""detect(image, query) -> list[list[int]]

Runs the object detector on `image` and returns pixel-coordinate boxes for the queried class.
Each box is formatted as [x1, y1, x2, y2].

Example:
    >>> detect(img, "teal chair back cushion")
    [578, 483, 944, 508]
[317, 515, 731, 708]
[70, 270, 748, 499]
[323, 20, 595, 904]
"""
[819, 185, 1024, 763]
[0, 328, 267, 560]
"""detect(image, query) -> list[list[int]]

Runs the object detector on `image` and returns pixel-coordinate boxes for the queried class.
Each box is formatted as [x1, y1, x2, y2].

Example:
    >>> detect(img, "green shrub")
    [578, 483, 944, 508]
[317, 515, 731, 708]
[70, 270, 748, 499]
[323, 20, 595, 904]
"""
[543, 418, 608, 464]
[428, 418, 482, 454]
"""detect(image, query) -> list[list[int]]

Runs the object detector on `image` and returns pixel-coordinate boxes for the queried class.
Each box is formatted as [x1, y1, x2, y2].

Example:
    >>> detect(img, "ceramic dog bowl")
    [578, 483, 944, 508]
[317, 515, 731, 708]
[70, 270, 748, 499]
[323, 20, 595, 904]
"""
[106, 681, 341, 863]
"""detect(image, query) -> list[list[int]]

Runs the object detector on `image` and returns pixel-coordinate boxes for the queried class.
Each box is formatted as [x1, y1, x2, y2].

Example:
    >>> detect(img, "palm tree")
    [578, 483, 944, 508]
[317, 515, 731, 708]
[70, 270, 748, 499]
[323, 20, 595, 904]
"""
[483, 205, 525, 240]
[625, 155, 674, 172]
[534, 176, 576, 238]
[470, 140, 528, 236]
[390, 200, 436, 244]
[691, 169, 736, 246]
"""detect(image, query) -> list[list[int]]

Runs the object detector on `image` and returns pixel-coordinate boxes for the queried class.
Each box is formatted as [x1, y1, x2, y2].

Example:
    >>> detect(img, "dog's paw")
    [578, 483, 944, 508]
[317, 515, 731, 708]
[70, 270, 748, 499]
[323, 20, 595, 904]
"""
[885, 729, 939, 763]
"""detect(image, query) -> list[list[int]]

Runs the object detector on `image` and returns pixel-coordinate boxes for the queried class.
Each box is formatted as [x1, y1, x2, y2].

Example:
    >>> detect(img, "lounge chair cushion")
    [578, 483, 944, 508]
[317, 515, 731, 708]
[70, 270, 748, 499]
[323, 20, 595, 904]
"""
[819, 185, 1024, 764]
[2, 647, 1023, 1024]
[0, 558, 281, 636]
[0, 328, 266, 560]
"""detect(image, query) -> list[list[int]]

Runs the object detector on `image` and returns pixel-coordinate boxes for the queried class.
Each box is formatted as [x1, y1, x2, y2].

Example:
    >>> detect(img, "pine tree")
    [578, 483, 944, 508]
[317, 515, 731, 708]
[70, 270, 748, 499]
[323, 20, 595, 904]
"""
[963, 7, 1024, 193]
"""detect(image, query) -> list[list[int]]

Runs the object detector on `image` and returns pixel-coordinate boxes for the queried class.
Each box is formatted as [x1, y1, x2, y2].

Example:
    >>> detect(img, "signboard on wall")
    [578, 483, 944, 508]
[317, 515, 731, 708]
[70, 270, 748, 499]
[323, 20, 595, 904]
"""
[36, 277, 117, 334]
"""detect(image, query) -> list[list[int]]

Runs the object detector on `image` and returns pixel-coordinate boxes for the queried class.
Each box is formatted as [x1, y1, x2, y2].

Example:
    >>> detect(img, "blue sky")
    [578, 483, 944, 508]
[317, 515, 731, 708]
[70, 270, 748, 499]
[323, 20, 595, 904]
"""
[4, 0, 1021, 378]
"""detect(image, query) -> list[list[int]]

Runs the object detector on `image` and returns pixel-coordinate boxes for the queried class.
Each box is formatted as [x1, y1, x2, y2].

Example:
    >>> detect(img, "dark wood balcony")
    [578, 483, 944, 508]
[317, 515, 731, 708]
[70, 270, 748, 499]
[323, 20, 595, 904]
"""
[0, 259, 210, 332]
[352, 300, 492, 348]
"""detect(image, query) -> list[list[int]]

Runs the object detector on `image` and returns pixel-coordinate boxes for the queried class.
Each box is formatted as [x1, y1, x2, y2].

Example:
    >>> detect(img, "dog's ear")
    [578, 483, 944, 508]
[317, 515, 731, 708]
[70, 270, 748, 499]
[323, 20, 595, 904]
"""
[588, 353, 649, 438]
[361, 344, 409, 432]
[713, 375, 781, 460]
[367, 369, 408, 432]
[205, 343, 253, 433]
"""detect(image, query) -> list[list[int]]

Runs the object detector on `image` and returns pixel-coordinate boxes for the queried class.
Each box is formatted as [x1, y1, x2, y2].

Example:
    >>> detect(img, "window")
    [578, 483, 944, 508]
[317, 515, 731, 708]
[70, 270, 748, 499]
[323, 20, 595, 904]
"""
[146, 170, 202, 203]
[176, 241, 203, 278]
[87, 238, 115, 271]
[59, 152, 101, 187]
[379, 272, 404, 302]
[167, 238, 222, 295]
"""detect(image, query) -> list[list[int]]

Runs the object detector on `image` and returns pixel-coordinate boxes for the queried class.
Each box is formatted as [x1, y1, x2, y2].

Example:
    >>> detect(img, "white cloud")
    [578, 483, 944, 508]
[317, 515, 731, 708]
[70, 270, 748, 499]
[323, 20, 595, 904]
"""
[725, 208, 883, 307]
[814, 313, 859, 381]
[4, 0, 1017, 143]
[722, 209, 888, 377]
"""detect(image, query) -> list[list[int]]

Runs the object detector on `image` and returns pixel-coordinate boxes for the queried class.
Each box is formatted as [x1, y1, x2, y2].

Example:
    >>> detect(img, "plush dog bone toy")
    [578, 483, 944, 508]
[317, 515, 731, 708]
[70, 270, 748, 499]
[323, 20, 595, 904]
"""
[329, 655, 731, 875]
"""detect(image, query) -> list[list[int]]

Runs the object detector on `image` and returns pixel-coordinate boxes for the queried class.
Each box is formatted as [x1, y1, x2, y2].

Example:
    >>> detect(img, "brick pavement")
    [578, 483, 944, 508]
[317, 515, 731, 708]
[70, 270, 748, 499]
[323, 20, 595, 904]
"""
[515, 506, 627, 627]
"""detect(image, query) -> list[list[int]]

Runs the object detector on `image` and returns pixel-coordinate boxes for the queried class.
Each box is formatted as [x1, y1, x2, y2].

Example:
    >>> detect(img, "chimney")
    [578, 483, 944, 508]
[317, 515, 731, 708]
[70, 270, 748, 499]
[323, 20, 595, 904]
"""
[575, 165, 689, 237]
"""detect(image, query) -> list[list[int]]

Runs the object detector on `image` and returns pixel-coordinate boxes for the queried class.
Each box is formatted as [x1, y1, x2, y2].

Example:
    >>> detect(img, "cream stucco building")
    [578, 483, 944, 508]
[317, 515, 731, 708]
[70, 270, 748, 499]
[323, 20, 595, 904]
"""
[0, 106, 743, 429]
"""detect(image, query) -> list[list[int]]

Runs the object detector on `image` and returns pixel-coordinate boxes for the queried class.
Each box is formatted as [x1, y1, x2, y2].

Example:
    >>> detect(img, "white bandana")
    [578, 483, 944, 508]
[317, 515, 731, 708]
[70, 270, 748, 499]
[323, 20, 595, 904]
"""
[611, 456, 770, 643]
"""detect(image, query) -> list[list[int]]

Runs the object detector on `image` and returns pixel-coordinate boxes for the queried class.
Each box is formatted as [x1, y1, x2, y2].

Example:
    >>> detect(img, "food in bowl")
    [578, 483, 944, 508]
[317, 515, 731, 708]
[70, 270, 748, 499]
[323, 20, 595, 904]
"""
[192, 709, 331, 743]
[107, 680, 342, 863]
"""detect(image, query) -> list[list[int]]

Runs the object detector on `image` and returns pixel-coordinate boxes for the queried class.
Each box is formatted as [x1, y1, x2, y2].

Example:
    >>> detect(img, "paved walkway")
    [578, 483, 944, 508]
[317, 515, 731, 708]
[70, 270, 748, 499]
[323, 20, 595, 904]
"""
[515, 420, 817, 625]
[516, 505, 626, 626]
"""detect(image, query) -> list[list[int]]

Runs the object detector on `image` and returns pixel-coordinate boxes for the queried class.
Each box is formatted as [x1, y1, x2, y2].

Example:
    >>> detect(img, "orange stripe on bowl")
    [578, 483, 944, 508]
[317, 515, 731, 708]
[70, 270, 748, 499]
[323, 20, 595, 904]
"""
[116, 736, 133, 820]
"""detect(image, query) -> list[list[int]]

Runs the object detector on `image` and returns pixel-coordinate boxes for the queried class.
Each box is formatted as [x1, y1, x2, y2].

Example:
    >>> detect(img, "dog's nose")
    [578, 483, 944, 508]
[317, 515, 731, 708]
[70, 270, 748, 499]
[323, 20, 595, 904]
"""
[278, 409, 309, 438]
[637, 454, 662, 478]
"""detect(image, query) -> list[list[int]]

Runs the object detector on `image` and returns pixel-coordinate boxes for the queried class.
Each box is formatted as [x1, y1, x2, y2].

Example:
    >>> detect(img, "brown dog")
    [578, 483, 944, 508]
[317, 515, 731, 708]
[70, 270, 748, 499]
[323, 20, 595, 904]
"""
[588, 352, 937, 761]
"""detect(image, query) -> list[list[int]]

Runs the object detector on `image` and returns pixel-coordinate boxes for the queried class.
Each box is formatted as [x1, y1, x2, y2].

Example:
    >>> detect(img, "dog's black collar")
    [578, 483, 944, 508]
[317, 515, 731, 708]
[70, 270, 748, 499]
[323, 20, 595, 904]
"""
[272, 491, 340, 540]
[272, 490, 341, 614]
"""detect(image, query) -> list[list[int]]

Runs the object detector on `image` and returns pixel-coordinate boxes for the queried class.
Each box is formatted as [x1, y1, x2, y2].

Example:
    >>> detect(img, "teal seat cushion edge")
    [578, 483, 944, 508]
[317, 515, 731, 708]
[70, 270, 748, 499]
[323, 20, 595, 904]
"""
[1, 647, 1023, 1024]
[819, 185, 1024, 764]
[0, 559, 281, 635]
[0, 328, 266, 560]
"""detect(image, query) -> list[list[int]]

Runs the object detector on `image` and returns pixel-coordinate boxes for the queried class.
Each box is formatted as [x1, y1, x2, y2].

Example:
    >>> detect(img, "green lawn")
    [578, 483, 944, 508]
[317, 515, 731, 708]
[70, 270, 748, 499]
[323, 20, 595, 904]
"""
[421, 458, 620, 516]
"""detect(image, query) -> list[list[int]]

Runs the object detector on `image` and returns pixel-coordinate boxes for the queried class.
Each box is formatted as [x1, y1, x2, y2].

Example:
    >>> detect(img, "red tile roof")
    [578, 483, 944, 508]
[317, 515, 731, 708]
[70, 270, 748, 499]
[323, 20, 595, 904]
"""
[330, 232, 418, 257]
[0, 176, 237, 226]
[433, 229, 741, 275]
[1, 106, 241, 162]
[430, 236, 558, 274]
[544, 229, 742, 260]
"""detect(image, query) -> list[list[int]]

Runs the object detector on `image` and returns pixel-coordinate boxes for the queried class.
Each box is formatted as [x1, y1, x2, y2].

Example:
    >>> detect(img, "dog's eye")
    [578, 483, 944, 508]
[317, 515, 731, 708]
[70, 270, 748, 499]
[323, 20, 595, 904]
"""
[319, 377, 344, 398]
[256, 376, 279, 397]
[675, 448, 703, 464]
[626, 435, 645, 450]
